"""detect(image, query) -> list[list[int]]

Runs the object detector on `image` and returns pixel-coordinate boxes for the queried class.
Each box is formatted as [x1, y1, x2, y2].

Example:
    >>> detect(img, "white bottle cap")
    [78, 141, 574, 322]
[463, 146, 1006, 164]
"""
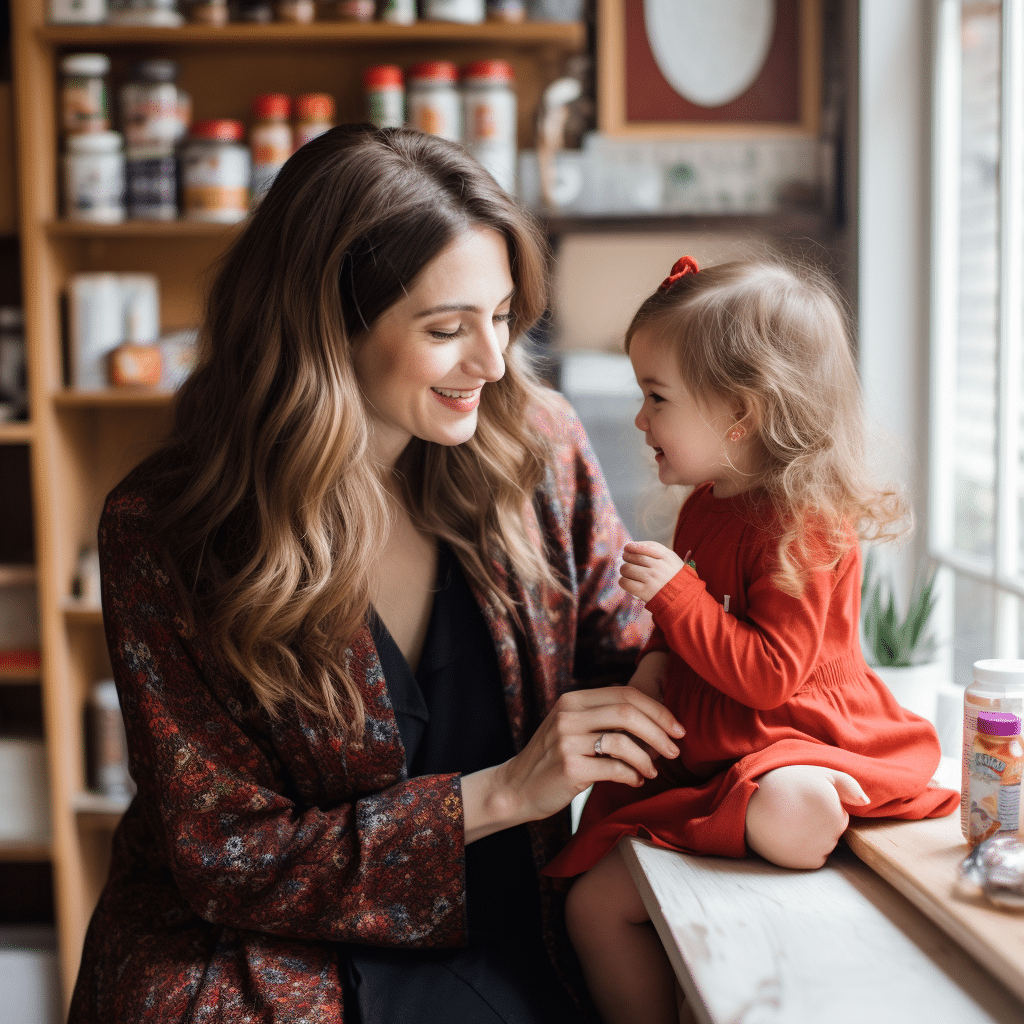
[973, 659, 1024, 688]
[61, 53, 111, 77]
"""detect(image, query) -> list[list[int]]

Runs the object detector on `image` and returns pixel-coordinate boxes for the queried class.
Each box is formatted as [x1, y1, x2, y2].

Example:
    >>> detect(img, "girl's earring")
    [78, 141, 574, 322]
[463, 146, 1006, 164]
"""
[728, 425, 747, 442]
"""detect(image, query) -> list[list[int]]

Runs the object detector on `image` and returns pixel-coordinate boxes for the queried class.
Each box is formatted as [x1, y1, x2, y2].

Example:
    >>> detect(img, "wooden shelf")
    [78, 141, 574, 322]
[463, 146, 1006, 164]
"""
[47, 219, 239, 239]
[544, 208, 835, 237]
[0, 421, 33, 444]
[0, 838, 52, 862]
[37, 20, 586, 48]
[54, 388, 174, 408]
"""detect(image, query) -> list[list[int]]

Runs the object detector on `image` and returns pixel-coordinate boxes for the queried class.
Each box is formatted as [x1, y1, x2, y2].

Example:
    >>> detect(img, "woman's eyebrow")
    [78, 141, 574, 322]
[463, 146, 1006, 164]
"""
[415, 289, 515, 319]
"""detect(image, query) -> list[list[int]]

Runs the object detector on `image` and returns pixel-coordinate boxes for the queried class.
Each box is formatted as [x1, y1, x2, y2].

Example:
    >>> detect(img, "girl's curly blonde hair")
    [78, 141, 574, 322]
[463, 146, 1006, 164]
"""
[625, 258, 908, 596]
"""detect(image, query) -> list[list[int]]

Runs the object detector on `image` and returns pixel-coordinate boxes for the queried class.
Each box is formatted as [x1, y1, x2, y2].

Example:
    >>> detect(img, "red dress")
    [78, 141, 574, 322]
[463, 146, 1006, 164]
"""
[546, 483, 958, 876]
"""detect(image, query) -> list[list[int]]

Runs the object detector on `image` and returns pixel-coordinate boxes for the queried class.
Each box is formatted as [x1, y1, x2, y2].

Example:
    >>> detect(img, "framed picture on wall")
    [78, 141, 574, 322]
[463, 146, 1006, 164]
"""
[597, 0, 822, 137]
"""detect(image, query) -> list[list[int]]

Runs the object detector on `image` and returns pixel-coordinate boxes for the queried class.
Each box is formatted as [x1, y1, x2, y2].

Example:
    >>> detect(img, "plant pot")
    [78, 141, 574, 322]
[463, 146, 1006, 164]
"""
[871, 661, 947, 725]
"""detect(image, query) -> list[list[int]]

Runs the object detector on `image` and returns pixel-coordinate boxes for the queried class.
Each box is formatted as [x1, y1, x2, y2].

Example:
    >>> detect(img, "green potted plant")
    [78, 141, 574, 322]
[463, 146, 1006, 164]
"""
[861, 552, 944, 722]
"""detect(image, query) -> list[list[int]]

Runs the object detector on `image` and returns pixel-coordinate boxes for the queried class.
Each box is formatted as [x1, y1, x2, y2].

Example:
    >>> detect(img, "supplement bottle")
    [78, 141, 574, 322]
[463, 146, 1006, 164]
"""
[274, 0, 314, 20]
[181, 119, 250, 223]
[293, 93, 335, 149]
[65, 130, 125, 222]
[379, 0, 415, 23]
[461, 59, 517, 193]
[407, 61, 461, 142]
[120, 59, 183, 149]
[422, 0, 484, 23]
[967, 711, 1023, 846]
[184, 0, 228, 24]
[327, 0, 373, 18]
[364, 66, 404, 130]
[60, 52, 110, 134]
[250, 93, 293, 201]
[88, 680, 134, 800]
[961, 658, 1024, 838]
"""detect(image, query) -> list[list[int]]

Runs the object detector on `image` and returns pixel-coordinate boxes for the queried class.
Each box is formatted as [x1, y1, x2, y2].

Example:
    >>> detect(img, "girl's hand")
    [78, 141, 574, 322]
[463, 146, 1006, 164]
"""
[619, 541, 687, 604]
[461, 686, 684, 843]
[627, 650, 671, 701]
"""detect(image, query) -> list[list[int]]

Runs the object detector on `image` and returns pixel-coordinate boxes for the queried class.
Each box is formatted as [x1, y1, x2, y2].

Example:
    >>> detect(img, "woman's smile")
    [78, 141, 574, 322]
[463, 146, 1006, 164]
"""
[351, 225, 513, 469]
[431, 386, 482, 411]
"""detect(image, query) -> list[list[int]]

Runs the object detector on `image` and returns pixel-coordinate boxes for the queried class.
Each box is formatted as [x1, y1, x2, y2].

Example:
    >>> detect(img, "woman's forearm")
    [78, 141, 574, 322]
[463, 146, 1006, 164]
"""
[461, 763, 527, 844]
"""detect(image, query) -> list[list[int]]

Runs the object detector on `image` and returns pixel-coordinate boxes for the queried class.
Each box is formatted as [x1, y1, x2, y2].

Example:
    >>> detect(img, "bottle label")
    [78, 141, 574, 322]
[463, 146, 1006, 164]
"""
[968, 761, 1021, 845]
[961, 692, 1024, 837]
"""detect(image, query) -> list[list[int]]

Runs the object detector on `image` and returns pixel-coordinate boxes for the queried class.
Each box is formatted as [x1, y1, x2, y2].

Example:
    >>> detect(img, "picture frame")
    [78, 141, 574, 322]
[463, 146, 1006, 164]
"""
[597, 0, 822, 138]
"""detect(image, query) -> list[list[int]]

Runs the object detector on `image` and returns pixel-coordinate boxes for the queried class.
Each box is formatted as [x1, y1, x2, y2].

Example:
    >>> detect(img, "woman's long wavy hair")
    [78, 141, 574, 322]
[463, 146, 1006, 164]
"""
[142, 125, 560, 734]
[625, 259, 908, 596]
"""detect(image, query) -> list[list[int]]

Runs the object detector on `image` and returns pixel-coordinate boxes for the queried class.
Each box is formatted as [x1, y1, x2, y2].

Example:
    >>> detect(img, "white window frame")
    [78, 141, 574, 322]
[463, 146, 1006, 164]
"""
[929, 0, 1024, 660]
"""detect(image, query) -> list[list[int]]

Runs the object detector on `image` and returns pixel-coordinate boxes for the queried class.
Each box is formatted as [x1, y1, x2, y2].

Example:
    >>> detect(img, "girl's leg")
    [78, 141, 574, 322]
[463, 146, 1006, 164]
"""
[565, 842, 678, 1024]
[745, 765, 870, 869]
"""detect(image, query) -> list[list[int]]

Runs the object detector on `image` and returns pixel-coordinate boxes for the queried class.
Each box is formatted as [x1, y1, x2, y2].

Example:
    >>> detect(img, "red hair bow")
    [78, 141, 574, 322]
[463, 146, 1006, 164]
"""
[658, 255, 699, 293]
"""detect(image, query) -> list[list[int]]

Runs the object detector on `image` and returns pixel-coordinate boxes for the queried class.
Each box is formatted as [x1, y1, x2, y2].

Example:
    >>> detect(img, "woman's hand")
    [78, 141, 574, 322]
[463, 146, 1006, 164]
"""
[619, 541, 687, 605]
[461, 686, 684, 843]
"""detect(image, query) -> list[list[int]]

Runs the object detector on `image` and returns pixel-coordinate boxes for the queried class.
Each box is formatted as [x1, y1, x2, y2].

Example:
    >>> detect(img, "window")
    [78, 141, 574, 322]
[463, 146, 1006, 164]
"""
[930, 0, 1024, 680]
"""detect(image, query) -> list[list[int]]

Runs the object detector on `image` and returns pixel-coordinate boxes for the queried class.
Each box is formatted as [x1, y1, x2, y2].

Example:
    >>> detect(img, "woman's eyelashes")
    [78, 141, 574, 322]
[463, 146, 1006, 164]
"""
[428, 312, 514, 341]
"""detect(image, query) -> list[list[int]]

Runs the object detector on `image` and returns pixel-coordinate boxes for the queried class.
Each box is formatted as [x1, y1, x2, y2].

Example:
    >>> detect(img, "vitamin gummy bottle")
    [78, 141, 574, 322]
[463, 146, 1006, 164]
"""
[961, 659, 1024, 839]
[967, 710, 1023, 847]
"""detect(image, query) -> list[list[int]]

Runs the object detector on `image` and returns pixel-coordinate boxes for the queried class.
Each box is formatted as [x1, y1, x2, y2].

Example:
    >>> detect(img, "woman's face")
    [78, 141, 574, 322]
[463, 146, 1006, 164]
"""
[352, 225, 514, 469]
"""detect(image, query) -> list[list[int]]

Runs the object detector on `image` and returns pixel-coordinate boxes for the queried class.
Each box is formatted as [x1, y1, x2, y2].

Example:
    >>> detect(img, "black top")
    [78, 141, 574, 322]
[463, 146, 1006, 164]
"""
[369, 542, 542, 948]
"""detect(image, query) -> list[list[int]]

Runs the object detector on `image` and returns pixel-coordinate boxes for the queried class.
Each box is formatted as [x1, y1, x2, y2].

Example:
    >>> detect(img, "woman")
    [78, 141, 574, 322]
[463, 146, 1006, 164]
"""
[69, 125, 684, 1024]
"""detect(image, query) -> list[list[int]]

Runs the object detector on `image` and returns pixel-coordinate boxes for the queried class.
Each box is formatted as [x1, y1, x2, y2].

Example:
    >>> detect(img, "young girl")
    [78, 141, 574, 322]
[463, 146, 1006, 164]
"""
[545, 257, 959, 1024]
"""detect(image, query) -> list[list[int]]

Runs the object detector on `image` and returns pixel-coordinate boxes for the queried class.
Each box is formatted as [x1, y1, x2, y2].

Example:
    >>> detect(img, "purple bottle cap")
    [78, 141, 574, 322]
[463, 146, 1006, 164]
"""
[977, 711, 1021, 736]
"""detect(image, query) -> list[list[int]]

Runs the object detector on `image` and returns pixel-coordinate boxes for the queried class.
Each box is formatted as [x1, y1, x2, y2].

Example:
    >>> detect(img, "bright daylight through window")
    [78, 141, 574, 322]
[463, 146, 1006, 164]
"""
[931, 0, 1024, 681]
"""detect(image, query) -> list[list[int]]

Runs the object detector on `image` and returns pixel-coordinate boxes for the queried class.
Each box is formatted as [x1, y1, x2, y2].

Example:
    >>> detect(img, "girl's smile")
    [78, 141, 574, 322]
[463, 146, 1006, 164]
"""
[628, 327, 757, 498]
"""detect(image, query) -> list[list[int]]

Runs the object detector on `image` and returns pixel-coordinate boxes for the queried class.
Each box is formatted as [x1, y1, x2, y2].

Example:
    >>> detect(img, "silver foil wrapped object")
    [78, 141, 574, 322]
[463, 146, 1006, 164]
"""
[960, 834, 1024, 910]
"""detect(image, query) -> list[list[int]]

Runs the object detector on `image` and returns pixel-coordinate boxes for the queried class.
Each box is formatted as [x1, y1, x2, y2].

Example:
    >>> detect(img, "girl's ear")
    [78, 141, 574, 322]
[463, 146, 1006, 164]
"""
[731, 397, 759, 435]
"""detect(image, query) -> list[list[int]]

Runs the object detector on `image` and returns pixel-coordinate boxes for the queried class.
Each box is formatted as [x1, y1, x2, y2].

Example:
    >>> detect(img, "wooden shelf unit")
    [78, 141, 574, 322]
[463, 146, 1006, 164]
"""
[9, 0, 585, 1004]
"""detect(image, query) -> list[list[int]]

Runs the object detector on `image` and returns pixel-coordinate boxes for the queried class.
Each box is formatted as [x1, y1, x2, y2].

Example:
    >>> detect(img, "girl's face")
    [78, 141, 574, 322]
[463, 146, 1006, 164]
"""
[352, 225, 514, 469]
[629, 327, 755, 498]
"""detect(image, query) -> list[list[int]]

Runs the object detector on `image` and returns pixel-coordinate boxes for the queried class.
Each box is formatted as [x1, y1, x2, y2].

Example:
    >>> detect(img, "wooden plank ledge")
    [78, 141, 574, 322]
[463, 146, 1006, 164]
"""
[622, 836, 1023, 1023]
[845, 815, 1024, 1003]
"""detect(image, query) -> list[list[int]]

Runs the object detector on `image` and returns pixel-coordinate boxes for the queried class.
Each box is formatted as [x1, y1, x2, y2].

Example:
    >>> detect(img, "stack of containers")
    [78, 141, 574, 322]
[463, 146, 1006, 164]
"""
[61, 53, 125, 222]
[120, 60, 191, 220]
[249, 93, 292, 201]
[461, 59, 517, 194]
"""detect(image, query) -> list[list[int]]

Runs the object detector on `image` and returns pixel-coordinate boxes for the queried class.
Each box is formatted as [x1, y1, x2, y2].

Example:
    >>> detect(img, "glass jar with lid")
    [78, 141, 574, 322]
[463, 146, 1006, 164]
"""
[180, 119, 250, 224]
[461, 59, 517, 193]
[293, 93, 335, 149]
[407, 61, 461, 142]
[250, 94, 293, 202]
[363, 66, 404, 130]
